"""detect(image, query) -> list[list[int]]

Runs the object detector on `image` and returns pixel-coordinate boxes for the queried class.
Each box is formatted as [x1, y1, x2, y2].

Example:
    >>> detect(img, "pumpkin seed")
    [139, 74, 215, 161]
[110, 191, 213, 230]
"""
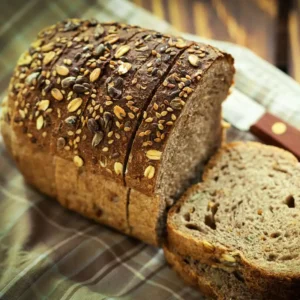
[114, 162, 123, 175]
[113, 105, 126, 119]
[202, 240, 215, 253]
[41, 42, 55, 52]
[51, 88, 63, 101]
[115, 45, 130, 58]
[56, 65, 69, 76]
[90, 68, 101, 82]
[38, 100, 50, 111]
[188, 54, 200, 67]
[118, 62, 131, 75]
[36, 115, 44, 130]
[73, 155, 84, 167]
[43, 51, 55, 65]
[17, 52, 32, 66]
[144, 165, 155, 179]
[146, 150, 162, 160]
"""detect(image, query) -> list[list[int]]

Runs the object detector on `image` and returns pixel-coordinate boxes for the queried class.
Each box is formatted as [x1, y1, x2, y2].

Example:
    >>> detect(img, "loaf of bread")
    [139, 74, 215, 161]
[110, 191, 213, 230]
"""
[0, 19, 234, 245]
[165, 142, 300, 299]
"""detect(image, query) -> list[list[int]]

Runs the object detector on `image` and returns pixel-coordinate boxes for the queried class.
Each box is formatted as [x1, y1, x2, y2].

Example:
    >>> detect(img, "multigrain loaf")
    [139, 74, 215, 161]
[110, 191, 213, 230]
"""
[0, 18, 234, 245]
[166, 142, 300, 298]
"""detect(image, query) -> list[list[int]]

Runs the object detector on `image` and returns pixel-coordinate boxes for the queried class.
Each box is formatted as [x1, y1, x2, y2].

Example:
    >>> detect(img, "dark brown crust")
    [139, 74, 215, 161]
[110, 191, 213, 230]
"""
[50, 23, 142, 161]
[166, 141, 300, 298]
[126, 44, 234, 196]
[71, 31, 185, 183]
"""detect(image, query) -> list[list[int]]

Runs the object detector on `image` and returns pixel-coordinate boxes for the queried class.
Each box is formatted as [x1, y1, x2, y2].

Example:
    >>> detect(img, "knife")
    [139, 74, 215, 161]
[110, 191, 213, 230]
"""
[222, 89, 300, 160]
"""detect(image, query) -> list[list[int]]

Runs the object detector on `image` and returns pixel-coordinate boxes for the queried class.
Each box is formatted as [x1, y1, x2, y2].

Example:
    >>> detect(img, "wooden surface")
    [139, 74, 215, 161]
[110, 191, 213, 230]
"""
[289, 0, 300, 82]
[132, 0, 300, 82]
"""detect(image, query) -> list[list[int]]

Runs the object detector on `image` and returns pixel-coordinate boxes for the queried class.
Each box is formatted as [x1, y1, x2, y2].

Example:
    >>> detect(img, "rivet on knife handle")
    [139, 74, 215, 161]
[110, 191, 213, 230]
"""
[250, 112, 300, 160]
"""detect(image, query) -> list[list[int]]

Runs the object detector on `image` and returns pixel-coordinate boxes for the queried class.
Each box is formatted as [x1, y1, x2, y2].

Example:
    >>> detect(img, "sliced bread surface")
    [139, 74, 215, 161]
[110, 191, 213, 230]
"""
[167, 142, 300, 298]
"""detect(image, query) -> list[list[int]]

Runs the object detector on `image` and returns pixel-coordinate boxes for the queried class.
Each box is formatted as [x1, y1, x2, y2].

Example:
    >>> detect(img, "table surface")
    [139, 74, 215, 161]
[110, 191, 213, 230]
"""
[132, 0, 300, 83]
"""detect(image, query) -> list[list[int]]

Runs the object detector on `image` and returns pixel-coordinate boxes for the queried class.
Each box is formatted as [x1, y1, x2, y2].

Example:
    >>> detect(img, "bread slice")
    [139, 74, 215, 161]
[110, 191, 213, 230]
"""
[126, 43, 234, 203]
[166, 142, 300, 299]
[164, 246, 255, 300]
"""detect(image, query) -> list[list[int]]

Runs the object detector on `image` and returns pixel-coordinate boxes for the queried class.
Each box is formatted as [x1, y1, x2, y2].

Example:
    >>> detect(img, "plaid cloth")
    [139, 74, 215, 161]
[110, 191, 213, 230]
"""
[0, 1, 300, 299]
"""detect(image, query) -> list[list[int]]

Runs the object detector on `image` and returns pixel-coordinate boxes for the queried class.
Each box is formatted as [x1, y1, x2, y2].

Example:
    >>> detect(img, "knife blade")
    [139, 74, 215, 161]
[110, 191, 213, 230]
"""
[222, 89, 300, 160]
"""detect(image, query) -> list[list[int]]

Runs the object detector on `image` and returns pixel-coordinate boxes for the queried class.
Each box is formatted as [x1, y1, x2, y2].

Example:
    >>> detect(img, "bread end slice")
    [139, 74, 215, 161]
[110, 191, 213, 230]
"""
[167, 142, 300, 298]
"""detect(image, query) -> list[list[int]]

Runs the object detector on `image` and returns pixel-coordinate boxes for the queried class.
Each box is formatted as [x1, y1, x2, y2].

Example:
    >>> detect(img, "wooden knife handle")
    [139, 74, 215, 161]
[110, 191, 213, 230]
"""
[250, 113, 300, 160]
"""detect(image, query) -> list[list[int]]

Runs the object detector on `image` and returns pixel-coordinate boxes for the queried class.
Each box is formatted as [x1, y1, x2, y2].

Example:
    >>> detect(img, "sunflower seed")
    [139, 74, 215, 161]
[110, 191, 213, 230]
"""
[108, 86, 122, 98]
[93, 43, 105, 56]
[57, 137, 66, 149]
[87, 118, 100, 133]
[136, 45, 149, 52]
[94, 26, 104, 39]
[65, 115, 77, 126]
[169, 89, 180, 99]
[64, 20, 80, 32]
[92, 131, 104, 147]
[103, 112, 112, 131]
[61, 76, 76, 88]
[73, 84, 87, 93]
[99, 155, 107, 167]
[25, 72, 40, 85]
[170, 98, 183, 110]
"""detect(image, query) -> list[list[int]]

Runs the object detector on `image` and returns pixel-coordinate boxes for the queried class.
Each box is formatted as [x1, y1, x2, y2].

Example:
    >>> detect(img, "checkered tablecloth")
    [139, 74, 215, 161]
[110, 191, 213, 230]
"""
[1, 1, 300, 299]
